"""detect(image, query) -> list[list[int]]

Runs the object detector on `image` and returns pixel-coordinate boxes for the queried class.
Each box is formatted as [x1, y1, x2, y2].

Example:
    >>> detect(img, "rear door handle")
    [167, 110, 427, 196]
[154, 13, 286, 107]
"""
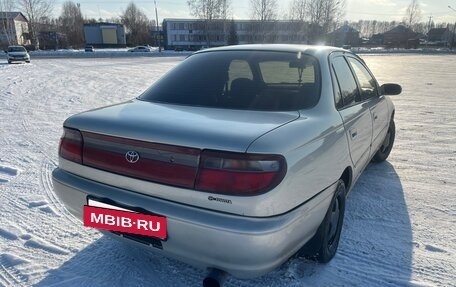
[350, 129, 358, 139]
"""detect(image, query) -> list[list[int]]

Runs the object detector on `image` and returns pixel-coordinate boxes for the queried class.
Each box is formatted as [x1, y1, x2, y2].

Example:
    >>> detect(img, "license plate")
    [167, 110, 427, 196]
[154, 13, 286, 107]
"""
[83, 199, 167, 240]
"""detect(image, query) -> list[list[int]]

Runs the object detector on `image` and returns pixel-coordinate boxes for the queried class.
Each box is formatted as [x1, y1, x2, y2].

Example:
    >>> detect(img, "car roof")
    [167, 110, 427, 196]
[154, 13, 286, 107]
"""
[194, 44, 348, 58]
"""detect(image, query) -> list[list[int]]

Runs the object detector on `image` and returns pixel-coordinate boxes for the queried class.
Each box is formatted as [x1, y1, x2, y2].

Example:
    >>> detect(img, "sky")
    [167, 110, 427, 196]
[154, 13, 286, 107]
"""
[52, 0, 456, 24]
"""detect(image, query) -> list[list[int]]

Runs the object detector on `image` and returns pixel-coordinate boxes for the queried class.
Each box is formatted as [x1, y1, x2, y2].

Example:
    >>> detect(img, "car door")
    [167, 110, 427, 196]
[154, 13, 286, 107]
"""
[331, 54, 373, 177]
[346, 56, 390, 156]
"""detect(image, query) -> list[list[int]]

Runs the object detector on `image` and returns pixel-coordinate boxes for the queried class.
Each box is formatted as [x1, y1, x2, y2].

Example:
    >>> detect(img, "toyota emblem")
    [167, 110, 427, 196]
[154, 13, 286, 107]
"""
[125, 151, 140, 163]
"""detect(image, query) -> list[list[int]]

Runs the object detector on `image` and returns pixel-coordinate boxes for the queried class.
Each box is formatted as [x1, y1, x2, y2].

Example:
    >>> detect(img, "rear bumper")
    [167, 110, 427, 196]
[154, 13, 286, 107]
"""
[52, 168, 335, 278]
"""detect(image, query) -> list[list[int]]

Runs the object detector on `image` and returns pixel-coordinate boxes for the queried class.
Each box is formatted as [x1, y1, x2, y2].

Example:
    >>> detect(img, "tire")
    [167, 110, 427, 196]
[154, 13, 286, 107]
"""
[298, 180, 346, 263]
[372, 119, 396, 162]
[26, 60, 30, 63]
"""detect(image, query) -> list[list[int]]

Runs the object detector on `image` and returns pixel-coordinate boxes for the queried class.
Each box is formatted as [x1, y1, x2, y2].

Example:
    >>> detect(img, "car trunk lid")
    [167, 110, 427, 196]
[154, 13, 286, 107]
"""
[63, 99, 298, 189]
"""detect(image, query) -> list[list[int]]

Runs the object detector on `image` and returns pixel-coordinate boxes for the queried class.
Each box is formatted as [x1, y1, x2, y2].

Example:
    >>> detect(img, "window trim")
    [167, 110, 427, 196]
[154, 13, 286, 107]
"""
[330, 52, 381, 111]
[345, 55, 381, 102]
[330, 54, 360, 110]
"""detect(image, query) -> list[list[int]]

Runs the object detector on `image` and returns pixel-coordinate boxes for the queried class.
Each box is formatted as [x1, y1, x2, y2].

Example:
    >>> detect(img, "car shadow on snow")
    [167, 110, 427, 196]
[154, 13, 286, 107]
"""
[34, 161, 411, 287]
[33, 236, 207, 287]
[266, 161, 413, 287]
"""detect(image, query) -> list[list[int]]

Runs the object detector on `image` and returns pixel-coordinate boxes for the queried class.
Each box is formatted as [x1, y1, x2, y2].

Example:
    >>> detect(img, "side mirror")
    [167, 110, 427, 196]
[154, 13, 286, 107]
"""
[380, 83, 402, 96]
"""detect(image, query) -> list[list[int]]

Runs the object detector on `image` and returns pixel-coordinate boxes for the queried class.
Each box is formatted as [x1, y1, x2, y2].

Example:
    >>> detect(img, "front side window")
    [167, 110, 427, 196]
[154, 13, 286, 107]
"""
[139, 50, 321, 111]
[347, 57, 378, 101]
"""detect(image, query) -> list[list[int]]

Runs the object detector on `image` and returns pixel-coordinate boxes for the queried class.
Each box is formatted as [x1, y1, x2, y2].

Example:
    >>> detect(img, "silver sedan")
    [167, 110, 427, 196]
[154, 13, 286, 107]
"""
[52, 44, 401, 285]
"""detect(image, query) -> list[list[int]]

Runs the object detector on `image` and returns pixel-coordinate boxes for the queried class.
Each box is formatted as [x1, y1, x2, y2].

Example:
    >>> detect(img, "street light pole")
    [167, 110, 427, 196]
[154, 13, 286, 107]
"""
[155, 0, 161, 52]
[449, 6, 456, 50]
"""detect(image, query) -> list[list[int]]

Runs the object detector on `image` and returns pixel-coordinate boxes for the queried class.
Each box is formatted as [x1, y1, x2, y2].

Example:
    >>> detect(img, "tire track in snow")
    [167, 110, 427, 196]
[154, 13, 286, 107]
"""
[411, 258, 456, 287]
[0, 263, 25, 287]
[6, 73, 71, 220]
[40, 160, 81, 226]
[0, 166, 19, 184]
[336, 249, 411, 284]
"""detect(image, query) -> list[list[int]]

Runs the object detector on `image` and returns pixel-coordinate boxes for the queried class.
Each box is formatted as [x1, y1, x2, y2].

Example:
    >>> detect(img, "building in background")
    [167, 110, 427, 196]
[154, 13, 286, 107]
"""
[427, 27, 454, 47]
[383, 25, 420, 48]
[0, 11, 30, 48]
[83, 23, 126, 48]
[328, 24, 360, 47]
[163, 18, 311, 50]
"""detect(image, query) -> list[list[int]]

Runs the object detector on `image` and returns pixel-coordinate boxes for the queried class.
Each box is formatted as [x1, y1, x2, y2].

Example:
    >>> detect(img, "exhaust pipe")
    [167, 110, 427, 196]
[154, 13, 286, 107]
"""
[203, 268, 228, 287]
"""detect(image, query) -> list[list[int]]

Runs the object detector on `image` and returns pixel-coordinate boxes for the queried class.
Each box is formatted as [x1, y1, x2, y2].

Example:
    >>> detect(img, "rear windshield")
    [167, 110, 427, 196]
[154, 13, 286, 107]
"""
[139, 50, 321, 111]
[8, 46, 26, 52]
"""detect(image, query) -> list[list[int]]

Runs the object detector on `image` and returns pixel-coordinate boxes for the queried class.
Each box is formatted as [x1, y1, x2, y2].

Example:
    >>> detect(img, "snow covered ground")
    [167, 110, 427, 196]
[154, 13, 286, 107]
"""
[0, 54, 455, 287]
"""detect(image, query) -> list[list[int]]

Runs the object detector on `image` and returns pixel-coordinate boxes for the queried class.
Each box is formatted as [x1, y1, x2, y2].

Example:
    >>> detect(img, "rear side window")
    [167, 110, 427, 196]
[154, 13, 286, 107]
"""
[139, 50, 321, 111]
[332, 56, 359, 108]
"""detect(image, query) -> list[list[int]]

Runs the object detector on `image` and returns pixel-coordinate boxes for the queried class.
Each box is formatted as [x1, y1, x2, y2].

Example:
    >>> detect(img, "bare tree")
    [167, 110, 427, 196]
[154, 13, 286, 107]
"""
[403, 0, 421, 28]
[308, 0, 345, 32]
[220, 0, 230, 20]
[250, 0, 277, 21]
[0, 0, 18, 45]
[249, 0, 278, 43]
[220, 0, 231, 44]
[187, 0, 227, 46]
[59, 1, 84, 48]
[121, 2, 152, 46]
[306, 0, 345, 43]
[227, 18, 238, 45]
[188, 0, 225, 20]
[287, 0, 309, 43]
[17, 0, 55, 48]
[289, 0, 307, 22]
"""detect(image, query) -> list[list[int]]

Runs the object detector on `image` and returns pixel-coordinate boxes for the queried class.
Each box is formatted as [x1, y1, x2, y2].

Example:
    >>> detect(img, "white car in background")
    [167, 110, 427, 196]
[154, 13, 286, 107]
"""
[128, 46, 152, 52]
[5, 45, 30, 64]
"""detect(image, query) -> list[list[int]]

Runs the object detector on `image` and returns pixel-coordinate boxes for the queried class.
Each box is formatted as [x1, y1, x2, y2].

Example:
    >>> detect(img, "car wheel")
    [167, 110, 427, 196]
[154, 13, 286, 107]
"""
[372, 119, 396, 162]
[26, 60, 30, 63]
[298, 179, 346, 263]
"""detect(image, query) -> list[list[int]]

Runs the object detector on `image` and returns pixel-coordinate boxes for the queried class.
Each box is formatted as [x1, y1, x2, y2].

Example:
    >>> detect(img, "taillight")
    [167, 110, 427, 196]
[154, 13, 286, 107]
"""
[59, 127, 83, 163]
[195, 150, 286, 195]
